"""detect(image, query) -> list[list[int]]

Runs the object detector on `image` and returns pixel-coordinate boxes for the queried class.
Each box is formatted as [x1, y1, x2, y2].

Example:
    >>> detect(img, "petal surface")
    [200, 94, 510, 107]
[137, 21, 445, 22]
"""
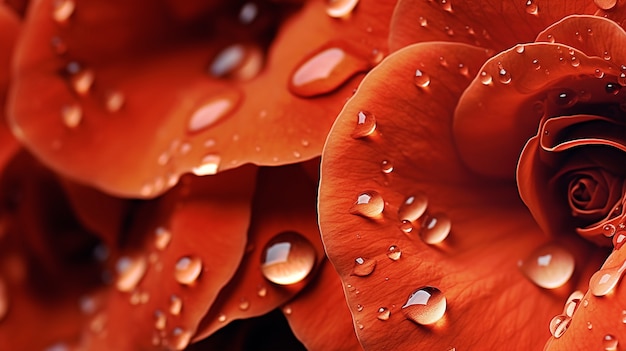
[0, 4, 19, 171]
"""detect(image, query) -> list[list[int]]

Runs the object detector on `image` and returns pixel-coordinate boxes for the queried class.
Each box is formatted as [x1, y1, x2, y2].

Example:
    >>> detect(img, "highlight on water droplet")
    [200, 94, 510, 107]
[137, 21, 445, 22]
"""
[115, 255, 148, 292]
[53, 0, 75, 23]
[326, 0, 359, 18]
[169, 294, 182, 315]
[414, 69, 431, 88]
[192, 154, 221, 176]
[549, 314, 571, 338]
[402, 286, 446, 325]
[398, 193, 428, 222]
[257, 285, 267, 297]
[603, 334, 618, 351]
[377, 307, 390, 321]
[420, 213, 451, 245]
[352, 256, 377, 276]
[260, 231, 316, 285]
[174, 256, 203, 285]
[351, 110, 376, 139]
[589, 260, 626, 296]
[386, 245, 402, 261]
[349, 191, 384, 218]
[171, 327, 192, 350]
[61, 104, 82, 128]
[519, 243, 575, 289]
[154, 226, 172, 251]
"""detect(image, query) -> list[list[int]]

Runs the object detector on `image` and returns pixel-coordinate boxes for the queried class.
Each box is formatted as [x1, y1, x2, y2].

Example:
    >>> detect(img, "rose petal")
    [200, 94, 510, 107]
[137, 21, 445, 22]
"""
[0, 5, 19, 172]
[8, 0, 394, 197]
[283, 260, 362, 351]
[319, 42, 604, 350]
[194, 164, 325, 341]
[389, 0, 597, 52]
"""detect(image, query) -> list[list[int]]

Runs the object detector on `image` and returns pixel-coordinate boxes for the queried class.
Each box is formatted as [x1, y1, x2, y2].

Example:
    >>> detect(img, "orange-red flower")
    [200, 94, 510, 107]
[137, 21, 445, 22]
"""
[319, 1, 625, 350]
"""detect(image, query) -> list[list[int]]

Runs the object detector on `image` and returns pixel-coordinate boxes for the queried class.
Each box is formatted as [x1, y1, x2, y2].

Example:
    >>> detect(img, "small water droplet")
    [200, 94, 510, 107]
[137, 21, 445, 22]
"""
[595, 69, 605, 79]
[377, 307, 390, 321]
[261, 231, 316, 285]
[351, 110, 376, 138]
[154, 227, 172, 251]
[398, 193, 428, 222]
[622, 310, 626, 323]
[381, 160, 393, 174]
[352, 257, 377, 276]
[70, 68, 95, 96]
[519, 243, 575, 289]
[209, 45, 262, 80]
[169, 295, 182, 315]
[356, 304, 364, 312]
[546, 34, 555, 43]
[498, 67, 511, 84]
[78, 295, 96, 315]
[532, 59, 541, 70]
[458, 63, 469, 77]
[257, 285, 267, 297]
[192, 154, 221, 176]
[589, 260, 626, 296]
[154, 310, 167, 330]
[104, 90, 124, 112]
[174, 256, 203, 285]
[238, 298, 250, 311]
[402, 286, 446, 325]
[606, 82, 621, 95]
[618, 73, 626, 87]
[594, 0, 618, 10]
[115, 256, 147, 292]
[349, 191, 384, 218]
[414, 69, 431, 88]
[326, 0, 359, 18]
[480, 71, 493, 85]
[386, 245, 402, 261]
[525, 0, 539, 15]
[570, 56, 580, 67]
[171, 327, 192, 350]
[603, 334, 619, 351]
[419, 16, 428, 27]
[549, 314, 571, 338]
[420, 213, 451, 245]
[61, 104, 82, 128]
[440, 0, 453, 12]
[400, 220, 414, 233]
[282, 306, 292, 315]
[44, 342, 70, 351]
[444, 26, 454, 36]
[551, 89, 578, 108]
[53, 0, 75, 23]
[587, 321, 593, 330]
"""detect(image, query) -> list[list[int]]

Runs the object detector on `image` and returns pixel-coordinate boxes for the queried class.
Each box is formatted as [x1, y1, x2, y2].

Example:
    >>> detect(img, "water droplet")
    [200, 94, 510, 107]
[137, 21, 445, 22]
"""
[52, 0, 75, 23]
[550, 89, 578, 108]
[480, 71, 493, 85]
[174, 256, 203, 285]
[260, 231, 316, 285]
[154, 310, 167, 330]
[289, 45, 369, 97]
[400, 220, 414, 233]
[444, 26, 454, 36]
[352, 257, 377, 276]
[115, 256, 147, 292]
[525, 0, 539, 15]
[61, 104, 82, 128]
[419, 16, 428, 27]
[571, 56, 580, 67]
[414, 69, 431, 88]
[440, 0, 453, 12]
[458, 63, 469, 77]
[257, 286, 267, 297]
[519, 243, 575, 289]
[420, 213, 451, 245]
[587, 321, 593, 330]
[326, 0, 359, 18]
[169, 295, 182, 315]
[532, 59, 541, 70]
[188, 93, 239, 133]
[589, 260, 626, 296]
[351, 110, 376, 138]
[44, 342, 70, 351]
[192, 154, 221, 176]
[70, 69, 95, 96]
[618, 73, 626, 87]
[238, 298, 250, 311]
[398, 193, 428, 222]
[498, 67, 511, 84]
[349, 191, 384, 218]
[606, 82, 621, 95]
[549, 314, 571, 338]
[209, 45, 262, 80]
[282, 306, 292, 315]
[595, 69, 605, 79]
[387, 245, 402, 261]
[105, 91, 124, 112]
[377, 307, 390, 321]
[402, 286, 446, 325]
[603, 334, 619, 351]
[154, 227, 172, 251]
[594, 0, 618, 10]
[381, 160, 393, 174]
[356, 304, 364, 312]
[171, 327, 192, 350]
[622, 310, 626, 323]
[546, 34, 555, 43]
[50, 36, 67, 55]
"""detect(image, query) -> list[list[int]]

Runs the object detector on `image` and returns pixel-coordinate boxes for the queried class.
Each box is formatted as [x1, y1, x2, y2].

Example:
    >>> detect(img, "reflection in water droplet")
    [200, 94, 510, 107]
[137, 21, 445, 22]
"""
[192, 154, 221, 176]
[414, 69, 431, 88]
[174, 256, 203, 285]
[402, 286, 446, 325]
[377, 307, 390, 321]
[154, 227, 172, 251]
[441, 0, 452, 12]
[398, 193, 428, 222]
[603, 334, 618, 351]
[519, 243, 575, 289]
[420, 214, 451, 245]
[326, 0, 359, 18]
[261, 231, 316, 285]
[169, 295, 182, 315]
[356, 304, 364, 312]
[209, 45, 263, 80]
[351, 110, 376, 139]
[549, 314, 571, 338]
[563, 290, 583, 317]
[589, 260, 626, 296]
[352, 257, 377, 276]
[53, 0, 75, 23]
[387, 245, 401, 261]
[115, 256, 147, 292]
[171, 327, 192, 350]
[62, 104, 82, 128]
[349, 191, 384, 218]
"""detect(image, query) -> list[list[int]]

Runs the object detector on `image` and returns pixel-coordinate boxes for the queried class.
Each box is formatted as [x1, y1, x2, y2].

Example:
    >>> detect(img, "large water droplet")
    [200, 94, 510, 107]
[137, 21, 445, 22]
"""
[326, 0, 359, 18]
[61, 104, 82, 128]
[188, 92, 239, 133]
[53, 0, 75, 23]
[289, 45, 369, 97]
[549, 314, 571, 338]
[349, 191, 384, 218]
[420, 213, 451, 245]
[169, 295, 182, 315]
[402, 286, 446, 325]
[154, 226, 172, 251]
[398, 193, 428, 222]
[603, 334, 619, 351]
[192, 154, 221, 176]
[351, 110, 376, 138]
[260, 231, 316, 285]
[115, 256, 147, 292]
[414, 69, 431, 88]
[352, 257, 377, 276]
[171, 327, 192, 350]
[519, 243, 575, 289]
[589, 260, 626, 296]
[174, 256, 203, 285]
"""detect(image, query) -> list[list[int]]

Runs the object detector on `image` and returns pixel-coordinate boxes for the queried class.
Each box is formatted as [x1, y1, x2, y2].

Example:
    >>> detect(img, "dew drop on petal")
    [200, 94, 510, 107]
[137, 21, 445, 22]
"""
[71, 69, 95, 96]
[349, 191, 384, 218]
[257, 286, 267, 297]
[398, 193, 428, 222]
[105, 91, 125, 112]
[52, 0, 75, 23]
[480, 71, 493, 85]
[550, 89, 578, 108]
[589, 260, 626, 296]
[239, 2, 258, 24]
[171, 327, 192, 351]
[154, 227, 172, 251]
[414, 69, 431, 88]
[419, 16, 428, 27]
[400, 220, 414, 234]
[356, 304, 364, 312]
[603, 334, 618, 351]
[420, 213, 451, 245]
[351, 110, 376, 138]
[519, 243, 575, 289]
[192, 154, 221, 176]
[549, 314, 571, 338]
[377, 307, 390, 321]
[386, 245, 401, 261]
[498, 68, 511, 84]
[188, 93, 239, 133]
[381, 160, 393, 174]
[169, 295, 182, 316]
[61, 104, 82, 128]
[525, 0, 539, 15]
[606, 83, 621, 95]
[115, 256, 147, 292]
[326, 0, 359, 18]
[174, 256, 203, 285]
[154, 310, 167, 330]
[352, 257, 377, 276]
[440, 0, 452, 12]
[402, 286, 446, 325]
[571, 56, 580, 67]
[260, 231, 316, 285]
[594, 0, 618, 10]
